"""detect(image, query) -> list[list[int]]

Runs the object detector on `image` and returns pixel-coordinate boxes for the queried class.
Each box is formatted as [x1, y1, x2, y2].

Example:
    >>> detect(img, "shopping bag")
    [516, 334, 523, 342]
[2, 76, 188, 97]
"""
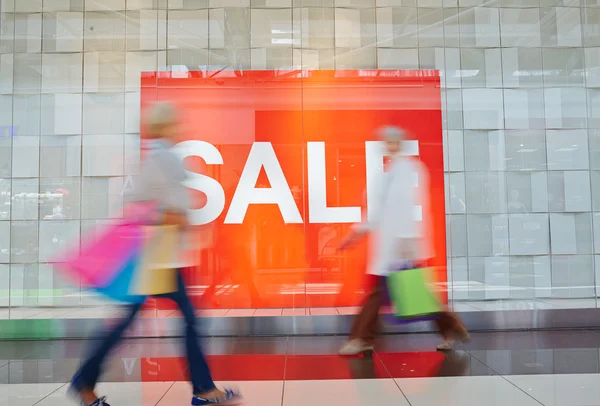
[54, 222, 144, 288]
[385, 263, 442, 323]
[129, 225, 179, 296]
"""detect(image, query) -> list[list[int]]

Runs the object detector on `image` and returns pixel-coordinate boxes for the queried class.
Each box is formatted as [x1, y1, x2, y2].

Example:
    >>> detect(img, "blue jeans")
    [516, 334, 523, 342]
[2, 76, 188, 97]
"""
[73, 271, 215, 394]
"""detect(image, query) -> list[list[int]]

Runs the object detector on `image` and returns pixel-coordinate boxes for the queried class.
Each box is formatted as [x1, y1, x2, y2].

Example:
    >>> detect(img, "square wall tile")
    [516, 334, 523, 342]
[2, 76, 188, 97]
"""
[459, 7, 500, 47]
[0, 54, 13, 94]
[40, 136, 81, 178]
[39, 220, 80, 262]
[550, 213, 593, 254]
[592, 171, 600, 211]
[419, 47, 461, 88]
[126, 51, 164, 91]
[251, 8, 294, 48]
[167, 49, 208, 70]
[12, 136, 40, 178]
[13, 53, 41, 94]
[502, 48, 543, 88]
[376, 7, 418, 48]
[444, 130, 464, 172]
[15, 0, 43, 12]
[418, 7, 458, 48]
[505, 130, 547, 171]
[127, 10, 167, 51]
[251, 48, 293, 69]
[84, 0, 126, 10]
[43, 0, 84, 11]
[470, 256, 510, 300]
[83, 51, 125, 93]
[544, 87, 588, 129]
[443, 88, 464, 129]
[503, 89, 545, 130]
[209, 8, 251, 49]
[462, 88, 504, 130]
[167, 10, 209, 50]
[510, 256, 551, 299]
[13, 95, 41, 136]
[0, 13, 15, 54]
[293, 8, 334, 49]
[590, 129, 600, 169]
[467, 214, 509, 256]
[0, 177, 9, 220]
[548, 171, 592, 212]
[542, 48, 585, 87]
[551, 255, 594, 298]
[11, 179, 39, 221]
[208, 48, 251, 70]
[42, 12, 83, 52]
[335, 8, 376, 49]
[582, 8, 600, 47]
[124, 134, 140, 175]
[463, 130, 505, 171]
[41, 94, 83, 135]
[84, 11, 126, 52]
[447, 214, 467, 256]
[594, 213, 600, 253]
[334, 47, 376, 68]
[460, 48, 502, 88]
[292, 49, 335, 69]
[465, 172, 507, 214]
[82, 134, 124, 176]
[41, 53, 83, 94]
[10, 221, 39, 263]
[540, 7, 583, 47]
[14, 13, 42, 53]
[0, 138, 10, 180]
[81, 177, 124, 219]
[500, 8, 542, 47]
[589, 89, 600, 128]
[509, 214, 551, 255]
[377, 48, 418, 69]
[446, 173, 467, 214]
[506, 172, 549, 213]
[125, 92, 141, 134]
[9, 264, 40, 307]
[546, 129, 589, 170]
[0, 223, 9, 263]
[82, 93, 125, 134]
[39, 178, 81, 220]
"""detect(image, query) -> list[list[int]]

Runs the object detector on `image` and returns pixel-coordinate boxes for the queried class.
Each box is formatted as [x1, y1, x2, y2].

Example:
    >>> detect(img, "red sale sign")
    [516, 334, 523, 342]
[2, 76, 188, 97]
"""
[140, 70, 446, 309]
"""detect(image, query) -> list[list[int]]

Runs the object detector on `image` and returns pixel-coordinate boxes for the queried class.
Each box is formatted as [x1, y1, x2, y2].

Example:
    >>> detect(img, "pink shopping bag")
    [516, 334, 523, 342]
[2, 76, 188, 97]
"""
[54, 222, 144, 288]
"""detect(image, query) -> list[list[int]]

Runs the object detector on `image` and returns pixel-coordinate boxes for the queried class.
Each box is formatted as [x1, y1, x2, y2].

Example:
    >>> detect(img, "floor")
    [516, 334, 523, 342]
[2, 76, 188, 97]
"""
[2, 330, 600, 405]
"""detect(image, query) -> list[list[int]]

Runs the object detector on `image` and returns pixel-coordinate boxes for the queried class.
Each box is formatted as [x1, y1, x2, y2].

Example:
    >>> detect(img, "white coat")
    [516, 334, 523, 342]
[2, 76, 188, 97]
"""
[353, 155, 433, 276]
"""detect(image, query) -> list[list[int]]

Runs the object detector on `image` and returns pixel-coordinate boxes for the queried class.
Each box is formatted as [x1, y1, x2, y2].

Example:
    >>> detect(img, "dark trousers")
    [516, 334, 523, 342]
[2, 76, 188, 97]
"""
[73, 272, 215, 394]
[350, 276, 467, 343]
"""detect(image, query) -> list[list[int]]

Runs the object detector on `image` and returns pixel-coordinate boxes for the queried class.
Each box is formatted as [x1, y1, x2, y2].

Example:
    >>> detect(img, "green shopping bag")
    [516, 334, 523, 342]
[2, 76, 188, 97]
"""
[386, 265, 442, 323]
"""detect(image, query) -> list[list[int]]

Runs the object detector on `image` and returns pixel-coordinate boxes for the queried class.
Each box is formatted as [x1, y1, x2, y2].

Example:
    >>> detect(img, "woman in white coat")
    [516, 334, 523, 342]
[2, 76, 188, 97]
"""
[338, 125, 469, 355]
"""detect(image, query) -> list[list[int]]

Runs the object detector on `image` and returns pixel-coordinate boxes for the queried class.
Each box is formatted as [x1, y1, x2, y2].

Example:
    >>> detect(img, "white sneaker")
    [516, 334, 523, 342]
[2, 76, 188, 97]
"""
[338, 339, 374, 355]
[436, 340, 456, 351]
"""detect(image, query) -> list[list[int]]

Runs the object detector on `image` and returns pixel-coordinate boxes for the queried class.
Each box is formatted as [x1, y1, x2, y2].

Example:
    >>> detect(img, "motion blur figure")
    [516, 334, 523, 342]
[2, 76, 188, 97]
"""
[338, 126, 469, 356]
[69, 102, 241, 406]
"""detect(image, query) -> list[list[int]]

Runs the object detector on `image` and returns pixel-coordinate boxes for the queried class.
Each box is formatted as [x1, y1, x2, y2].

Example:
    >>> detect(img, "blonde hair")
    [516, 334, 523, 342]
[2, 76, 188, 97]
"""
[145, 102, 177, 136]
[375, 125, 406, 142]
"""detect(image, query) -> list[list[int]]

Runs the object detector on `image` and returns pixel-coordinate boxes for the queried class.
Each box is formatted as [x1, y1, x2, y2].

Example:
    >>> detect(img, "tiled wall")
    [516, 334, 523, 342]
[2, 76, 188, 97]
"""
[1, 0, 600, 308]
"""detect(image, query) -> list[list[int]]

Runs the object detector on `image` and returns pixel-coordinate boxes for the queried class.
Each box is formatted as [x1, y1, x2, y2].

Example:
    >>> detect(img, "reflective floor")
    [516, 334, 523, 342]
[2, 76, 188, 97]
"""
[3, 330, 600, 405]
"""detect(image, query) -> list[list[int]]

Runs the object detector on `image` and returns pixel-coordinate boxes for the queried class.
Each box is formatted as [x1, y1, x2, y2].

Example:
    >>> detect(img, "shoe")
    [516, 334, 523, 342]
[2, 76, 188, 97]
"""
[338, 339, 374, 355]
[436, 340, 456, 351]
[68, 376, 110, 406]
[192, 388, 242, 405]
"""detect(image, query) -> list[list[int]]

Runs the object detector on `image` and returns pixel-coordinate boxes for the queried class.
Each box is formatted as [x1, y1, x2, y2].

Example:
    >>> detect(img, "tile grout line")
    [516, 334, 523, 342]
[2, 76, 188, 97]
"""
[280, 335, 289, 406]
[374, 351, 413, 406]
[466, 349, 545, 406]
[154, 380, 177, 406]
[32, 382, 68, 406]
